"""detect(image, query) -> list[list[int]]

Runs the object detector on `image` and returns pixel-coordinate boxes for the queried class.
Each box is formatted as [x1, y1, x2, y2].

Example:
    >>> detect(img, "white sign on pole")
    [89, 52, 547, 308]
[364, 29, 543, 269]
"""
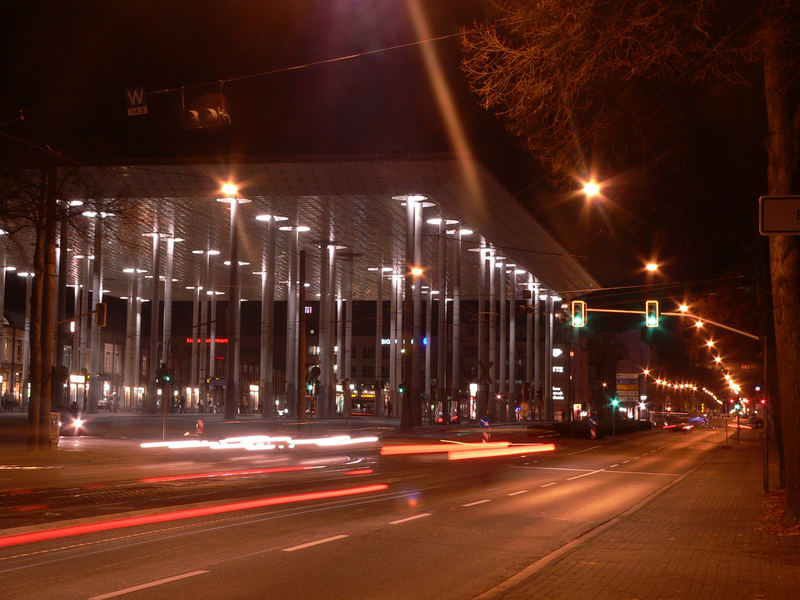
[759, 196, 800, 235]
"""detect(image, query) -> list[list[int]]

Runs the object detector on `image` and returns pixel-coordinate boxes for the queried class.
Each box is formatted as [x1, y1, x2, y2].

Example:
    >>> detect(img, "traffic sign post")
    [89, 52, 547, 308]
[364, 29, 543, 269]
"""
[588, 414, 598, 439]
[759, 195, 800, 235]
[479, 416, 491, 442]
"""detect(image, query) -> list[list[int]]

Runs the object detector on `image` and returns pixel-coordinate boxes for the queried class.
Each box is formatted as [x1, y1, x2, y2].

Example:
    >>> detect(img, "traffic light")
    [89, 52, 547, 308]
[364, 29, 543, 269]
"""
[611, 397, 619, 407]
[645, 300, 659, 328]
[571, 300, 587, 327]
[94, 302, 107, 327]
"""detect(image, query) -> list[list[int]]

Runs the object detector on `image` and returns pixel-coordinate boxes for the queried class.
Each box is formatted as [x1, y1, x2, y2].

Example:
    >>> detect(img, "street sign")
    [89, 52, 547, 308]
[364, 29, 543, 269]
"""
[479, 416, 491, 428]
[126, 87, 148, 116]
[759, 195, 800, 235]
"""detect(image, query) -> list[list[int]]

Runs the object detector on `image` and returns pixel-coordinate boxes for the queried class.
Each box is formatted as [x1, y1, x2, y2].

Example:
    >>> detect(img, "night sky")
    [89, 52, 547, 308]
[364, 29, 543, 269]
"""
[0, 1, 773, 309]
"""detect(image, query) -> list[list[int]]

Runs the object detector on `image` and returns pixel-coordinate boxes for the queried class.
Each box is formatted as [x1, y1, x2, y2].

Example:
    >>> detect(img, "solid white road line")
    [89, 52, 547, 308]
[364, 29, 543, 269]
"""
[89, 570, 208, 600]
[282, 534, 349, 552]
[566, 445, 602, 456]
[567, 469, 605, 481]
[462, 499, 491, 507]
[390, 513, 431, 525]
[507, 490, 528, 496]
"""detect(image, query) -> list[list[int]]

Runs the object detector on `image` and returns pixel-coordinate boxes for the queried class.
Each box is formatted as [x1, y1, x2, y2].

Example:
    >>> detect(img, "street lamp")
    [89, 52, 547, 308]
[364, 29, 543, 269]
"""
[583, 181, 600, 197]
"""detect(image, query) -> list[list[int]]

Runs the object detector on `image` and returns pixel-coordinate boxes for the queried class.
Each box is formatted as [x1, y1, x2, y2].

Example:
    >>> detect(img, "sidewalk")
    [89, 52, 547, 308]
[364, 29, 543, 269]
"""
[484, 432, 800, 600]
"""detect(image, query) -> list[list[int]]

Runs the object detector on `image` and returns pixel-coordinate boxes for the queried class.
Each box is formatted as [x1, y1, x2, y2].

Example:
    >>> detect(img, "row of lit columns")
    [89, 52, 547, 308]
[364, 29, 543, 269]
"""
[34, 191, 560, 422]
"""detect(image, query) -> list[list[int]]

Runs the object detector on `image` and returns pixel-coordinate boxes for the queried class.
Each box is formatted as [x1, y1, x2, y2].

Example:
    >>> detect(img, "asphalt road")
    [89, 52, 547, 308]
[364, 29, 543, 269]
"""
[0, 427, 723, 599]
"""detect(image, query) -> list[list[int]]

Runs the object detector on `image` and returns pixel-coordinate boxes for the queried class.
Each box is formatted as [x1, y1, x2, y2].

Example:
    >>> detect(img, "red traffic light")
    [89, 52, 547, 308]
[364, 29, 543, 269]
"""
[760, 398, 766, 405]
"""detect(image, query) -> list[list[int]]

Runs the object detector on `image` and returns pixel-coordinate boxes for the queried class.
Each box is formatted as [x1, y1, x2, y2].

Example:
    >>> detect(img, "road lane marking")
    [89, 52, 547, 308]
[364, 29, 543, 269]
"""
[567, 469, 605, 480]
[609, 464, 619, 468]
[622, 460, 630, 464]
[566, 445, 602, 456]
[282, 534, 349, 552]
[513, 466, 593, 472]
[89, 570, 208, 599]
[540, 483, 557, 488]
[390, 513, 431, 525]
[507, 490, 528, 496]
[462, 499, 491, 507]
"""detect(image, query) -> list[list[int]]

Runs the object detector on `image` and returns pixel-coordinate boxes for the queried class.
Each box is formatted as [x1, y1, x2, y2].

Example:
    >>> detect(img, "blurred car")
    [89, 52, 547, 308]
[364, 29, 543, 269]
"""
[56, 407, 87, 436]
[748, 417, 764, 428]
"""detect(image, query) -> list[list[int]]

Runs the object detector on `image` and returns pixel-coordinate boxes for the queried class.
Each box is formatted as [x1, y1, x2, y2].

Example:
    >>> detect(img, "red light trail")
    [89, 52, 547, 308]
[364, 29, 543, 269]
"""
[0, 483, 388, 549]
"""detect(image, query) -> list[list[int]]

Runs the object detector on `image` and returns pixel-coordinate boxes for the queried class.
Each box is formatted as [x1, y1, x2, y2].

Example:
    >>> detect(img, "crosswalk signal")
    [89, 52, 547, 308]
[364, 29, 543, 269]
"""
[571, 300, 587, 327]
[94, 302, 107, 327]
[645, 300, 659, 328]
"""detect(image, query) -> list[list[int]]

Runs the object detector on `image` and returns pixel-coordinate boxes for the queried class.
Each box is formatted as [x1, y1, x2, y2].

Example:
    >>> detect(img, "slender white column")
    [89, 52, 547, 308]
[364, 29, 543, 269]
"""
[285, 229, 298, 416]
[425, 289, 432, 401]
[499, 261, 507, 419]
[545, 295, 554, 421]
[451, 231, 462, 420]
[477, 242, 487, 419]
[326, 246, 337, 416]
[190, 286, 199, 387]
[125, 273, 136, 390]
[488, 250, 497, 416]
[374, 266, 385, 417]
[209, 294, 217, 379]
[133, 275, 142, 405]
[88, 216, 104, 413]
[20, 274, 32, 404]
[436, 221, 446, 417]
[508, 269, 517, 408]
[344, 254, 354, 418]
[525, 275, 533, 403]
[388, 273, 397, 417]
[161, 237, 175, 365]
[534, 283, 542, 418]
[146, 233, 161, 412]
[318, 243, 329, 418]
[259, 218, 275, 417]
[79, 256, 90, 371]
[335, 296, 342, 410]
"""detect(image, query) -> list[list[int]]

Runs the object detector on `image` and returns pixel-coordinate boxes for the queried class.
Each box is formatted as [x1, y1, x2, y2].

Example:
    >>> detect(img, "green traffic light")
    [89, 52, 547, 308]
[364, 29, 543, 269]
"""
[611, 398, 619, 407]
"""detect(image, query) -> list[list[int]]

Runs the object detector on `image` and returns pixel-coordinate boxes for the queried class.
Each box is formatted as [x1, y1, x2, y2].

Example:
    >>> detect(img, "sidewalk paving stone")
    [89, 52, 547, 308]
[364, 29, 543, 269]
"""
[496, 435, 800, 600]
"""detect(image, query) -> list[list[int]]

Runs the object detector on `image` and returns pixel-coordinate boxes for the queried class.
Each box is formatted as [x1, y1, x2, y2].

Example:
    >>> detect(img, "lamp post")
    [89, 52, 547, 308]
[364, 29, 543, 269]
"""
[217, 183, 250, 420]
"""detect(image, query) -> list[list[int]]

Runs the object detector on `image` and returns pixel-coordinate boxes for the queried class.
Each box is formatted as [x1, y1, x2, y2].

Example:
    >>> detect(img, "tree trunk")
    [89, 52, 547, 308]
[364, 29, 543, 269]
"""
[39, 166, 58, 449]
[763, 24, 800, 521]
[26, 172, 46, 450]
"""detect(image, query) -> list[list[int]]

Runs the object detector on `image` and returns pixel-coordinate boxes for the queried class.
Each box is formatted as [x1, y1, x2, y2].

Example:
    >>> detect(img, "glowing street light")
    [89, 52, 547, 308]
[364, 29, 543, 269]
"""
[583, 181, 600, 197]
[221, 182, 238, 197]
[678, 304, 689, 312]
[645, 262, 658, 272]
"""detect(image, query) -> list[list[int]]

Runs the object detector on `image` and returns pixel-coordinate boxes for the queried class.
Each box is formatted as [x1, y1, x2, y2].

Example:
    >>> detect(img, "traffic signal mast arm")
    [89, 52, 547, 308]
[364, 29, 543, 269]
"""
[585, 308, 759, 340]
[661, 311, 759, 340]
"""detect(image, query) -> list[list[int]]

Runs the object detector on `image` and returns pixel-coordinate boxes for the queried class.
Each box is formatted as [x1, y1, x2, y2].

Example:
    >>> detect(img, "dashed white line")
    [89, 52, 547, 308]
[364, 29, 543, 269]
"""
[89, 570, 208, 599]
[282, 534, 349, 552]
[540, 482, 557, 488]
[463, 499, 491, 507]
[507, 490, 528, 496]
[390, 513, 431, 525]
[622, 460, 630, 464]
[609, 464, 619, 468]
